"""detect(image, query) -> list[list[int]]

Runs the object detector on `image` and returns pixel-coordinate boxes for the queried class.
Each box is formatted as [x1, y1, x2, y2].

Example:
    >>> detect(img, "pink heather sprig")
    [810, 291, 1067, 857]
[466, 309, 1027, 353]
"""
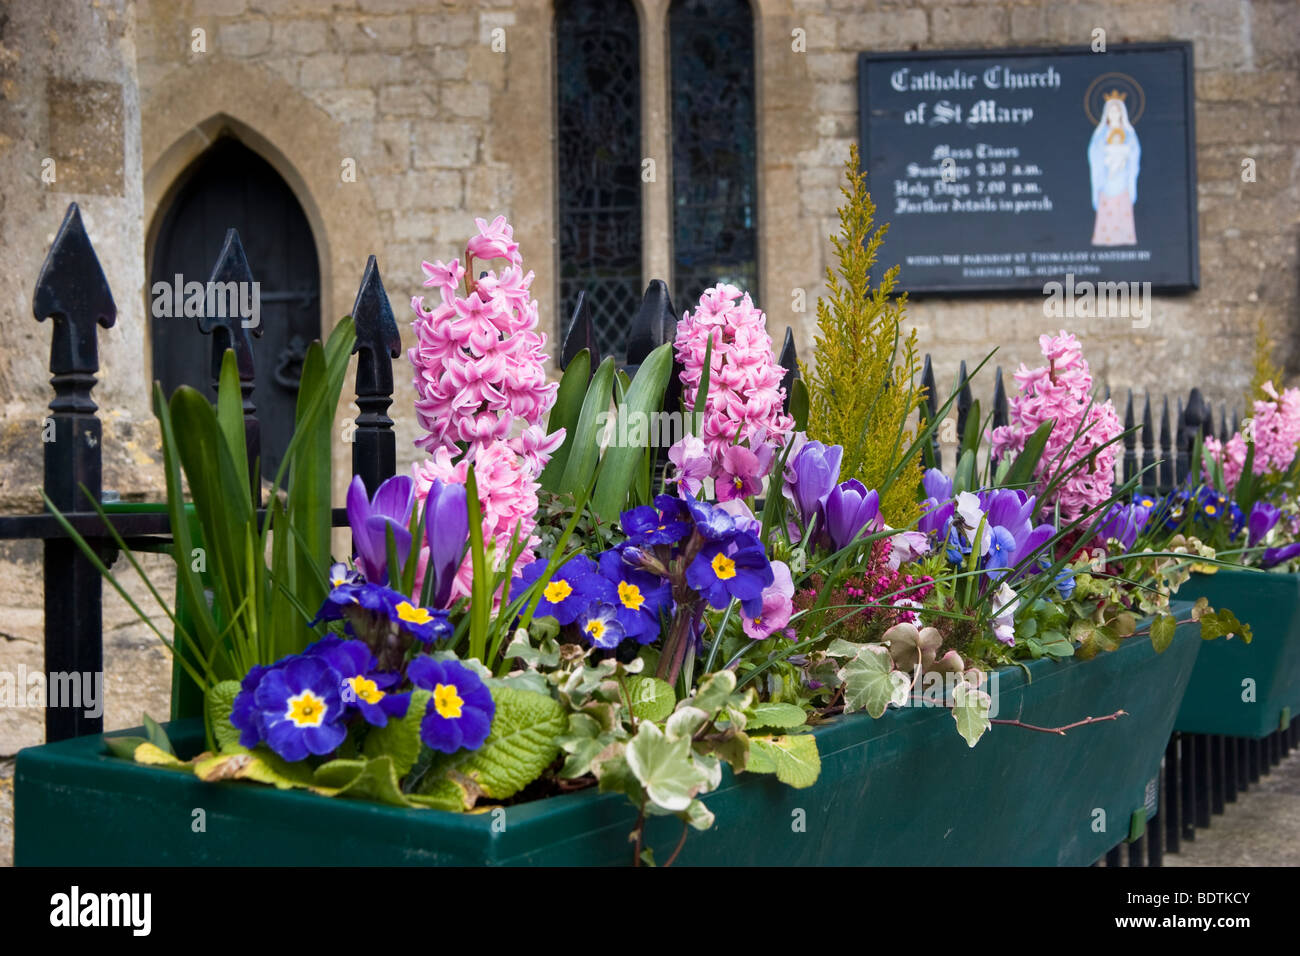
[989, 331, 1122, 520]
[673, 283, 794, 497]
[409, 215, 561, 462]
[1205, 380, 1300, 491]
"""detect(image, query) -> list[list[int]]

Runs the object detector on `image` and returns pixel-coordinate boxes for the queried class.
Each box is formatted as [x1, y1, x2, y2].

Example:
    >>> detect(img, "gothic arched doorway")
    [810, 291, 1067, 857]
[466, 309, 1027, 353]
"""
[149, 136, 321, 480]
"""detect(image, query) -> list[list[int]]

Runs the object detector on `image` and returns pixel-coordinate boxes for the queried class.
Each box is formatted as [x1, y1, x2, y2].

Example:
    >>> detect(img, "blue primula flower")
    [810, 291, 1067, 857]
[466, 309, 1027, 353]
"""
[407, 656, 495, 754]
[621, 495, 693, 547]
[575, 601, 627, 649]
[517, 554, 613, 625]
[683, 493, 737, 541]
[1055, 569, 1076, 600]
[984, 525, 1018, 571]
[685, 532, 773, 616]
[230, 662, 276, 749]
[305, 636, 410, 728]
[252, 655, 348, 762]
[597, 549, 671, 643]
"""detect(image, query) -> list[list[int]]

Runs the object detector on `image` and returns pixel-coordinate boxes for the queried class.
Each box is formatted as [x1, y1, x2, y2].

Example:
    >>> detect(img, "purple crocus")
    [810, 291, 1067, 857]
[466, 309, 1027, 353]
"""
[822, 480, 881, 552]
[347, 474, 415, 584]
[978, 487, 1055, 574]
[1096, 501, 1151, 553]
[422, 478, 469, 609]
[783, 440, 843, 527]
[918, 468, 955, 538]
[1248, 501, 1281, 548]
[1261, 542, 1300, 569]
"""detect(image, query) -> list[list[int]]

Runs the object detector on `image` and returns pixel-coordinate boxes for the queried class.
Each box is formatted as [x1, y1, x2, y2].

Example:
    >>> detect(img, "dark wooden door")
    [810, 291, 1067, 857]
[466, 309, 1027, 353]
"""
[149, 137, 321, 480]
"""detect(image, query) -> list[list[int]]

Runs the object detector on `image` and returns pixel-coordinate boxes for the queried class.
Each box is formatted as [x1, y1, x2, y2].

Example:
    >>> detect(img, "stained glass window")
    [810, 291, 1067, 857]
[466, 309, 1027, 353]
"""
[669, 0, 758, 313]
[555, 0, 643, 358]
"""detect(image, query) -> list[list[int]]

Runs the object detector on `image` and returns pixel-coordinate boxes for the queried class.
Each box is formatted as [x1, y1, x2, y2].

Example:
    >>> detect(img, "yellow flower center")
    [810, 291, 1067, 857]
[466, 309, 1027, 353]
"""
[433, 683, 464, 719]
[396, 601, 433, 625]
[711, 552, 736, 580]
[347, 675, 384, 705]
[586, 619, 606, 641]
[543, 579, 573, 603]
[331, 574, 346, 587]
[286, 690, 328, 728]
[1205, 504, 1218, 517]
[733, 476, 745, 489]
[617, 580, 644, 611]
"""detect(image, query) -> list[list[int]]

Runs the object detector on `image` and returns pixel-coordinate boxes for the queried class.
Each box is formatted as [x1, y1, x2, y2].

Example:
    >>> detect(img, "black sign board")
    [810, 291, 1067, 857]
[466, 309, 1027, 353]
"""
[858, 42, 1198, 294]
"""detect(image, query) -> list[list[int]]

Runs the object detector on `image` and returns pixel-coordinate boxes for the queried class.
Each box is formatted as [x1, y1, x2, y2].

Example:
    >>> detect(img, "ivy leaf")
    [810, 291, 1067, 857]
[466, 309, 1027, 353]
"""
[748, 735, 821, 788]
[665, 705, 709, 741]
[836, 643, 901, 717]
[627, 675, 676, 722]
[206, 680, 243, 751]
[952, 680, 992, 748]
[417, 686, 565, 800]
[362, 689, 430, 777]
[1200, 609, 1252, 644]
[690, 670, 737, 715]
[1150, 614, 1177, 654]
[625, 722, 711, 812]
[747, 702, 808, 730]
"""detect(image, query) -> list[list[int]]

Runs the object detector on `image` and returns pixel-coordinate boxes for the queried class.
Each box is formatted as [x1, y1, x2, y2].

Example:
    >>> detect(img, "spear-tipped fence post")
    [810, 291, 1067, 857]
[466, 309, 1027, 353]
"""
[32, 202, 114, 742]
[351, 255, 401, 495]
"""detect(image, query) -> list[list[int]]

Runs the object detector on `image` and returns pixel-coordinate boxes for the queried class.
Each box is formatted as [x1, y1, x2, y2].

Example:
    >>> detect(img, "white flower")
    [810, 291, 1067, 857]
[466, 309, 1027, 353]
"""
[955, 492, 990, 555]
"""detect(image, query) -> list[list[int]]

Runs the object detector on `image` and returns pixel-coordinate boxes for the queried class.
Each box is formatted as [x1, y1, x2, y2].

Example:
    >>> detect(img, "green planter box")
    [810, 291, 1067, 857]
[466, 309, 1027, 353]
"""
[15, 620, 1199, 866]
[1174, 569, 1300, 739]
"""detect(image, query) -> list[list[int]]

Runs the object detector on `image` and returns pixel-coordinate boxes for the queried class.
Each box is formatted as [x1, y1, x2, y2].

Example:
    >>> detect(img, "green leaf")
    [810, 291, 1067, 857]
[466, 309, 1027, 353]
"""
[142, 713, 174, 755]
[625, 721, 711, 812]
[205, 681, 243, 751]
[835, 642, 902, 718]
[789, 378, 810, 433]
[747, 702, 808, 730]
[105, 735, 149, 760]
[417, 686, 565, 800]
[1150, 614, 1176, 654]
[689, 670, 737, 715]
[1000, 419, 1054, 491]
[953, 448, 977, 496]
[592, 343, 673, 519]
[537, 349, 591, 493]
[749, 735, 821, 788]
[132, 741, 191, 772]
[556, 356, 616, 498]
[1199, 608, 1252, 644]
[316, 756, 414, 807]
[627, 675, 676, 722]
[952, 680, 992, 748]
[362, 689, 431, 777]
[194, 747, 329, 793]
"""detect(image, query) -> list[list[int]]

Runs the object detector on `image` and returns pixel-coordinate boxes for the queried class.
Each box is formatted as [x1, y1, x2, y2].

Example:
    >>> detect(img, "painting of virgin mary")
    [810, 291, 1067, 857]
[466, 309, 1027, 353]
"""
[1088, 91, 1141, 246]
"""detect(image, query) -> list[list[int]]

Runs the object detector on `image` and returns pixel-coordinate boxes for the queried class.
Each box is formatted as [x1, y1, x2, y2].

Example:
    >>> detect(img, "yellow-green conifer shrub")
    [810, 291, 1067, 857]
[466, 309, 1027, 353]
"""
[1247, 317, 1285, 406]
[801, 144, 923, 526]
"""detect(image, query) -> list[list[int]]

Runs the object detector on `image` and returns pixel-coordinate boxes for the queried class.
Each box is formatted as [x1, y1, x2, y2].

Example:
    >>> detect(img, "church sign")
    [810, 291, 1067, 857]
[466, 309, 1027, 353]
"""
[858, 42, 1198, 295]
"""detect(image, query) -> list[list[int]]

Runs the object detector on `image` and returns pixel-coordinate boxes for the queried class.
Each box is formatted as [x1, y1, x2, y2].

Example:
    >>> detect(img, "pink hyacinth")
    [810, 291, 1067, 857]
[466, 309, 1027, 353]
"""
[411, 439, 542, 605]
[674, 283, 794, 492]
[408, 217, 559, 598]
[1205, 381, 1300, 491]
[989, 331, 1122, 520]
[409, 217, 559, 460]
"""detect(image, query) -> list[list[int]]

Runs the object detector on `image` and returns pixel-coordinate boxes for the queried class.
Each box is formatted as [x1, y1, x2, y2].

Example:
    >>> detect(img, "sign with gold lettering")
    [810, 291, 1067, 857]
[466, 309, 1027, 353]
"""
[858, 43, 1198, 294]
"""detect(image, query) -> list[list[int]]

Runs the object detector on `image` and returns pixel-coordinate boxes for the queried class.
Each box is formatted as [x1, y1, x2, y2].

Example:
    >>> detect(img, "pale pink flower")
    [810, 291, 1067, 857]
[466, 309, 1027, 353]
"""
[466, 215, 520, 265]
[989, 331, 1121, 520]
[667, 434, 711, 496]
[674, 284, 794, 490]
